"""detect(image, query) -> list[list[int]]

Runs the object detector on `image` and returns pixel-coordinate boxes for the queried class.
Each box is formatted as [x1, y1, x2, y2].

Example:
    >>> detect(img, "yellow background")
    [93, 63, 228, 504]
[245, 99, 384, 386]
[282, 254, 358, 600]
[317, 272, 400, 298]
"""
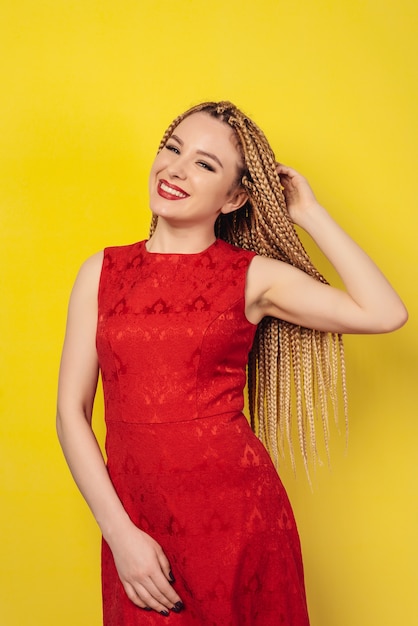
[1, 1, 417, 624]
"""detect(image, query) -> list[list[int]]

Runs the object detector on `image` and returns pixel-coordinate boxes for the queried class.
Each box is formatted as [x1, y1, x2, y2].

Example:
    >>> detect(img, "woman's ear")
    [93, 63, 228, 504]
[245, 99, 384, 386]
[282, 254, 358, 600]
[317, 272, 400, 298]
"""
[220, 188, 248, 215]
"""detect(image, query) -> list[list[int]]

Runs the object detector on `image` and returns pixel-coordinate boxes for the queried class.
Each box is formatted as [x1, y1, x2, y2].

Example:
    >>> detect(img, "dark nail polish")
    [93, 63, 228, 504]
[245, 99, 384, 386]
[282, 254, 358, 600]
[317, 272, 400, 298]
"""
[169, 570, 175, 583]
[160, 610, 169, 617]
[140, 607, 152, 611]
[171, 600, 184, 613]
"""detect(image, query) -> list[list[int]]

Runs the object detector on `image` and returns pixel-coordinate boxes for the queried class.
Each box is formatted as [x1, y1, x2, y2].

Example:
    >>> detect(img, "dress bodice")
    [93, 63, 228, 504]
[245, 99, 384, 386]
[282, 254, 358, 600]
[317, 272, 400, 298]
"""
[96, 239, 257, 424]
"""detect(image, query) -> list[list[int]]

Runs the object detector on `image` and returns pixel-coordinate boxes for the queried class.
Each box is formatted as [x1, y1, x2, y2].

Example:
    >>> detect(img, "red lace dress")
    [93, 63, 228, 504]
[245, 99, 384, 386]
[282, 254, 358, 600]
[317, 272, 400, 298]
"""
[96, 239, 310, 625]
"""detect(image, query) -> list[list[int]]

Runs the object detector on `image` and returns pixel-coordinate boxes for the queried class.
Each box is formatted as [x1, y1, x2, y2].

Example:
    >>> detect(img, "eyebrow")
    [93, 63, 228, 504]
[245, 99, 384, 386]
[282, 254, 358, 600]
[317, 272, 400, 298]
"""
[170, 134, 224, 169]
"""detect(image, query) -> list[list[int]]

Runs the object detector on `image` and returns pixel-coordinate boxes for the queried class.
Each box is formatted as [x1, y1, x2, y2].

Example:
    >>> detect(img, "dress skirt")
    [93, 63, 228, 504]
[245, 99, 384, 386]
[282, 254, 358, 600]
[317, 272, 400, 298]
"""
[101, 412, 309, 625]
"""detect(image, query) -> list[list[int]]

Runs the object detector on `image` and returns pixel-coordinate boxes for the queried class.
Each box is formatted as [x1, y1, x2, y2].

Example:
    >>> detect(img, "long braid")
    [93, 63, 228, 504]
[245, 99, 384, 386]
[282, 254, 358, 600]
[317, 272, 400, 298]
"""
[150, 101, 348, 474]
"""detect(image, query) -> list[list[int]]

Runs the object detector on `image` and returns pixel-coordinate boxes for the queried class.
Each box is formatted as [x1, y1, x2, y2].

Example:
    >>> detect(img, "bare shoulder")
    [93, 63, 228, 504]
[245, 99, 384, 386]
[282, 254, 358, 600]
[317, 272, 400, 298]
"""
[246, 254, 290, 296]
[67, 250, 104, 311]
[248, 254, 286, 273]
[78, 250, 104, 281]
[72, 251, 104, 291]
[245, 255, 292, 323]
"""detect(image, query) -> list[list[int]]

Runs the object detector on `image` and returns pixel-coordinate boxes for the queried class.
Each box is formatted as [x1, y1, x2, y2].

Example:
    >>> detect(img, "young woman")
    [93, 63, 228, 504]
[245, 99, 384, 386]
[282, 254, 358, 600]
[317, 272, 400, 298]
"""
[57, 101, 407, 625]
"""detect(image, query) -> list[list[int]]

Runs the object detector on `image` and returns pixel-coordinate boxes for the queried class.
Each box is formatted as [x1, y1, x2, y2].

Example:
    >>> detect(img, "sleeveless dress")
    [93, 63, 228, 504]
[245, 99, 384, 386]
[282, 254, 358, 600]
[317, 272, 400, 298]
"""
[96, 239, 310, 625]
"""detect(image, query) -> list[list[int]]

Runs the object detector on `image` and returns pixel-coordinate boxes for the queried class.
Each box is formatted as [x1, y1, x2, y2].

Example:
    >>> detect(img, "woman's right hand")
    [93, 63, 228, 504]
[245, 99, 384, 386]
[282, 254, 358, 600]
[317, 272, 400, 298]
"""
[109, 521, 184, 615]
[56, 254, 183, 616]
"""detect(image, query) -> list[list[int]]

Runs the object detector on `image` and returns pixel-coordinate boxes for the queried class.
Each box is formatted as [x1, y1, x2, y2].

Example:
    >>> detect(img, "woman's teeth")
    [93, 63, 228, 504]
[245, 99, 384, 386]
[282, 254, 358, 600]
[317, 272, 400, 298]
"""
[160, 182, 187, 198]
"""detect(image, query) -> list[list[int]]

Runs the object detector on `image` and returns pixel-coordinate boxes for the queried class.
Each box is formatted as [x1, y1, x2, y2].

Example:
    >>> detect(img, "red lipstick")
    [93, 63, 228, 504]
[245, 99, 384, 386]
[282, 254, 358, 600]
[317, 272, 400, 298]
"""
[157, 179, 189, 200]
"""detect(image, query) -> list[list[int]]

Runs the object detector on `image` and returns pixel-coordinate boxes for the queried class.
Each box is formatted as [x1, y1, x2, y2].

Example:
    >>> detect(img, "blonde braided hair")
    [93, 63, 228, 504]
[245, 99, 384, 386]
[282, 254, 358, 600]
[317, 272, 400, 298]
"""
[150, 101, 348, 478]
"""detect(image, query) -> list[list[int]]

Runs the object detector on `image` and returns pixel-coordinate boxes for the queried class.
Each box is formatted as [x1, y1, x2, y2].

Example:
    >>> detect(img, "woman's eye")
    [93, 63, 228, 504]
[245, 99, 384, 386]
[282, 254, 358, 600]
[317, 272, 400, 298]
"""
[165, 144, 180, 154]
[197, 161, 214, 172]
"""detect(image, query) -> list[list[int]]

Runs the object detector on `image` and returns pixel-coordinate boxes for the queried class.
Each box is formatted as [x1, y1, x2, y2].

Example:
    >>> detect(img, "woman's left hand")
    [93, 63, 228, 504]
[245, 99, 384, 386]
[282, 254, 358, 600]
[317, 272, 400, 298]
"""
[276, 163, 319, 227]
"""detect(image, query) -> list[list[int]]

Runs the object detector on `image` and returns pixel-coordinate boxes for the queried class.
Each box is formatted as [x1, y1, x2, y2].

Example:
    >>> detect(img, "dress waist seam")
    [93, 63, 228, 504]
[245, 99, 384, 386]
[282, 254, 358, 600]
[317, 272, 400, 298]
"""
[105, 410, 245, 425]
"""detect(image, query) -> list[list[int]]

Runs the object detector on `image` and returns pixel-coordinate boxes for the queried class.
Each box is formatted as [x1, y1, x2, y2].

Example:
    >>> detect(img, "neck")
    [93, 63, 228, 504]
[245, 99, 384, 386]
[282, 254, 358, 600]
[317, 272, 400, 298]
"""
[146, 221, 217, 254]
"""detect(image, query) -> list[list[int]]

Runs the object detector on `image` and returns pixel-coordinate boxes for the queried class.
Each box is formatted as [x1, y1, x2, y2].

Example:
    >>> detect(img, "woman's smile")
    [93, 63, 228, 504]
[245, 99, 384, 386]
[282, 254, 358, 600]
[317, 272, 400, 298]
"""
[158, 179, 190, 200]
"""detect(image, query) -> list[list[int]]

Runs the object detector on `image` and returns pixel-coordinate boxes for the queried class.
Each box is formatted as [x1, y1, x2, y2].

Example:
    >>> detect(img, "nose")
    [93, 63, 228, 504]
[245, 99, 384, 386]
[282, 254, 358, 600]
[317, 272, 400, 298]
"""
[167, 154, 187, 180]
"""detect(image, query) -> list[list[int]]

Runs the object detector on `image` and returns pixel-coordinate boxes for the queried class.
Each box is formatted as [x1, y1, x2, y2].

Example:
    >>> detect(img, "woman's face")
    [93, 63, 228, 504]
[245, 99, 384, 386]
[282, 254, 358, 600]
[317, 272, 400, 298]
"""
[148, 112, 246, 228]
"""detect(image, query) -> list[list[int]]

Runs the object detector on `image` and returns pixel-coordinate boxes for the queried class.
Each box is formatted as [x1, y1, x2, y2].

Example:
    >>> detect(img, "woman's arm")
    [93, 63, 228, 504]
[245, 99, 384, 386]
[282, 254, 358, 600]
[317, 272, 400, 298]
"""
[56, 253, 183, 615]
[245, 165, 408, 333]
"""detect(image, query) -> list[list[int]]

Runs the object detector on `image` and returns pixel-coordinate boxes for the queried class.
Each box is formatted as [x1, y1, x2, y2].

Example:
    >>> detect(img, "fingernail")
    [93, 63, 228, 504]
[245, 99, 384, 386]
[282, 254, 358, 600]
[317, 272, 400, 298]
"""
[169, 570, 175, 583]
[140, 607, 152, 611]
[171, 600, 184, 613]
[160, 610, 169, 617]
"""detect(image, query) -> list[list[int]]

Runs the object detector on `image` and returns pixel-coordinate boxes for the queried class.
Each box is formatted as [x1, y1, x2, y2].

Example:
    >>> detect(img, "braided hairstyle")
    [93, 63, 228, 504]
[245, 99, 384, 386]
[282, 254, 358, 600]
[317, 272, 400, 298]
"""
[150, 101, 348, 478]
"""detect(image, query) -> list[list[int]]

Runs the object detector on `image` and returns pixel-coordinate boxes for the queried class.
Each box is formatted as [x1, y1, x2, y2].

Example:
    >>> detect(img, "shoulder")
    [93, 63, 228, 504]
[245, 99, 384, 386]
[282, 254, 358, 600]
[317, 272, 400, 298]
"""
[103, 240, 143, 256]
[101, 240, 145, 272]
[245, 254, 295, 312]
[70, 251, 104, 305]
[247, 254, 299, 285]
[74, 241, 144, 290]
[215, 239, 257, 264]
[216, 239, 253, 255]
[71, 242, 141, 303]
[76, 250, 104, 283]
[248, 254, 286, 270]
